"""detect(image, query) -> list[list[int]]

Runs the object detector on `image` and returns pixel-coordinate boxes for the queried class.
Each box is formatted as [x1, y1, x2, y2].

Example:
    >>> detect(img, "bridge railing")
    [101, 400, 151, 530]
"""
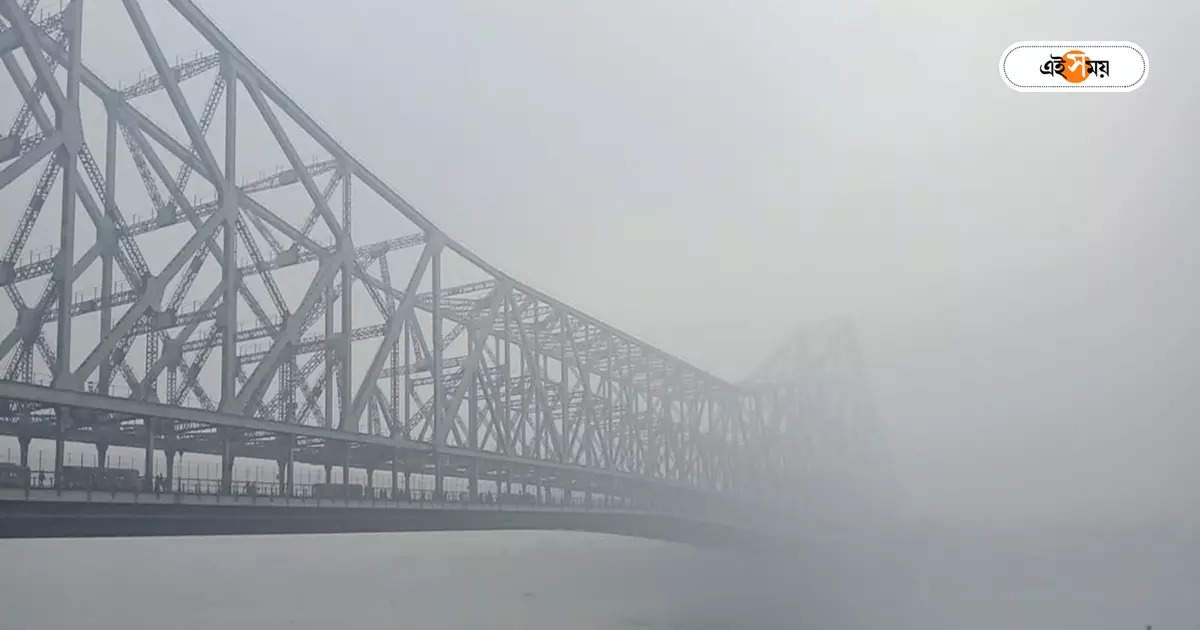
[0, 464, 802, 538]
[6, 466, 639, 511]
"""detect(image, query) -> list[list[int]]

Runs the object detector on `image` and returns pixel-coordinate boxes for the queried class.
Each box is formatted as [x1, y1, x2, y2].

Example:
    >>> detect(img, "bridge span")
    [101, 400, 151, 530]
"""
[0, 0, 886, 539]
[0, 487, 769, 545]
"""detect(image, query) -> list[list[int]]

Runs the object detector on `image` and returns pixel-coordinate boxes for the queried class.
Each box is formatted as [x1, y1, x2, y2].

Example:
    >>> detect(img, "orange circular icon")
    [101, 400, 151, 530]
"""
[1060, 50, 1092, 82]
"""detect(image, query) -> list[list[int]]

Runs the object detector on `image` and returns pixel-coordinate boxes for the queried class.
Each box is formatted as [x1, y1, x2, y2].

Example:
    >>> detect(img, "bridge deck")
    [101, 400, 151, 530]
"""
[0, 488, 756, 545]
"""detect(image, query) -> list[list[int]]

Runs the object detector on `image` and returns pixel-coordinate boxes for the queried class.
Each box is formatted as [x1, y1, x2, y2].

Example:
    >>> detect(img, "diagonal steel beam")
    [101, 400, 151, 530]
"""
[436, 282, 511, 446]
[346, 239, 437, 430]
[122, 0, 220, 182]
[71, 210, 224, 387]
[229, 257, 338, 414]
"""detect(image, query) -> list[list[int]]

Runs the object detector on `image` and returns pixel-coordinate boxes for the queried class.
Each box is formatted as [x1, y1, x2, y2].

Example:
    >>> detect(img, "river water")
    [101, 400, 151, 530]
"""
[0, 525, 1195, 629]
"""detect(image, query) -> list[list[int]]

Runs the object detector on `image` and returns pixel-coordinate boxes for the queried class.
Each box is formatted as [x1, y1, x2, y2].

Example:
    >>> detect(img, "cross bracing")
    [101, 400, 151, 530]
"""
[0, 0, 870, 510]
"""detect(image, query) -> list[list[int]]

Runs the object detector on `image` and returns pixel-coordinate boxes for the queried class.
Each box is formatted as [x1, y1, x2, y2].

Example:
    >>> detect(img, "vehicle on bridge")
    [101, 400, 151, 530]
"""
[59, 466, 141, 492]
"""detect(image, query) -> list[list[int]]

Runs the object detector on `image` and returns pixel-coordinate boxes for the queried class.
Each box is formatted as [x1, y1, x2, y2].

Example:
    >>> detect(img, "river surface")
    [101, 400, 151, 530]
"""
[0, 525, 1196, 629]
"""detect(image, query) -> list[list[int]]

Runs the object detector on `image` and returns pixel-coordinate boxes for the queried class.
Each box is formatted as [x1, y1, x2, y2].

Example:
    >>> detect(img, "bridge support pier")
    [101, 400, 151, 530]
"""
[403, 470, 411, 500]
[468, 460, 478, 502]
[143, 419, 155, 492]
[341, 446, 350, 489]
[285, 449, 294, 497]
[276, 437, 293, 497]
[164, 450, 176, 493]
[365, 465, 374, 499]
[433, 454, 443, 501]
[275, 458, 286, 497]
[390, 457, 398, 501]
[220, 434, 234, 494]
[17, 435, 30, 469]
[54, 418, 65, 491]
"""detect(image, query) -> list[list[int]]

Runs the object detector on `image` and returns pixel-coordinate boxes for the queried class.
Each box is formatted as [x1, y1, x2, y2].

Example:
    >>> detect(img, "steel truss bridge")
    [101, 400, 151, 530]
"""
[0, 1, 883, 540]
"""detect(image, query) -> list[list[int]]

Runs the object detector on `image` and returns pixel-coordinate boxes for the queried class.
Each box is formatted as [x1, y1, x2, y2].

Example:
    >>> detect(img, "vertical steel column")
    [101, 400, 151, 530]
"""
[605, 337, 614, 473]
[431, 246, 443, 498]
[99, 105, 116, 395]
[164, 449, 175, 492]
[275, 457, 286, 494]
[278, 355, 292, 420]
[644, 357, 655, 479]
[285, 446, 294, 497]
[403, 324, 410, 440]
[389, 278, 400, 428]
[54, 0, 82, 386]
[52, 1, 84, 489]
[518, 339, 526, 457]
[468, 328, 478, 449]
[339, 168, 353, 432]
[390, 454, 398, 500]
[143, 418, 155, 492]
[531, 322, 540, 460]
[502, 299, 511, 453]
[277, 436, 293, 497]
[468, 459, 478, 502]
[559, 316, 568, 464]
[220, 431, 234, 494]
[18, 436, 30, 469]
[176, 453, 183, 493]
[54, 426, 64, 490]
[468, 327, 478, 501]
[219, 53, 238, 408]
[543, 354, 550, 458]
[145, 331, 158, 400]
[323, 284, 334, 428]
[583, 327, 593, 470]
[341, 443, 350, 489]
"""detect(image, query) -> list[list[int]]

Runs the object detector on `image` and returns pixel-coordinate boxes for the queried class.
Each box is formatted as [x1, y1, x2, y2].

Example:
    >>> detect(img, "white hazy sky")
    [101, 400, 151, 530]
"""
[11, 0, 1198, 529]
[191, 0, 1200, 528]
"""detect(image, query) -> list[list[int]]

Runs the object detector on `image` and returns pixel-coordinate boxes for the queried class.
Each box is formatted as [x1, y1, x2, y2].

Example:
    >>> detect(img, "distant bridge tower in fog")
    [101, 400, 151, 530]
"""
[743, 318, 897, 523]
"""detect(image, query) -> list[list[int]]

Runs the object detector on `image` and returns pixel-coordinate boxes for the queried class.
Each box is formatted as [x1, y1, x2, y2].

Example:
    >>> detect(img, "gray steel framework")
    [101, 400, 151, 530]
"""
[0, 1, 874, 518]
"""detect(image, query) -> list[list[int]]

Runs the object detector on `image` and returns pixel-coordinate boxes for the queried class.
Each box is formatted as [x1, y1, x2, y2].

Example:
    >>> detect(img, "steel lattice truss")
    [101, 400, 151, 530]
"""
[0, 0, 831, 505]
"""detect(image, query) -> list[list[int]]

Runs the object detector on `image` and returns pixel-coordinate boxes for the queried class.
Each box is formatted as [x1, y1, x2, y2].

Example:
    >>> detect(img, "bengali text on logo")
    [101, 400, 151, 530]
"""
[1000, 41, 1147, 92]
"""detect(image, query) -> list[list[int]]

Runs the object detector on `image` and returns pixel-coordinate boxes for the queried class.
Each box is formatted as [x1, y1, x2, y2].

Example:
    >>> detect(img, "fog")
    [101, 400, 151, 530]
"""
[2, 0, 1198, 627]
[152, 0, 1200, 530]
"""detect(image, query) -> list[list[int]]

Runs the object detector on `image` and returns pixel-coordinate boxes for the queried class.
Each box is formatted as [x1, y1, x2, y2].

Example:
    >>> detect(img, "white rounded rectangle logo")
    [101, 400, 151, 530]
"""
[1000, 41, 1148, 92]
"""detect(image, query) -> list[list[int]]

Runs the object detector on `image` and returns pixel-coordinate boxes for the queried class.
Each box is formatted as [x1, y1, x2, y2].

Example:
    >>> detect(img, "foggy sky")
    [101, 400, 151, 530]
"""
[196, 0, 1200, 528]
[48, 0, 1200, 528]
